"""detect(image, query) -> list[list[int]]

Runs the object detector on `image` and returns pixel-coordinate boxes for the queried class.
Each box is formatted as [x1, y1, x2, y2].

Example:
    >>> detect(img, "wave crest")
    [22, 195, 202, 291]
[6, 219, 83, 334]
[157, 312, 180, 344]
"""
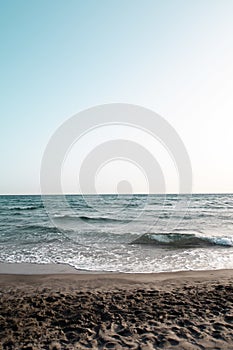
[131, 233, 233, 248]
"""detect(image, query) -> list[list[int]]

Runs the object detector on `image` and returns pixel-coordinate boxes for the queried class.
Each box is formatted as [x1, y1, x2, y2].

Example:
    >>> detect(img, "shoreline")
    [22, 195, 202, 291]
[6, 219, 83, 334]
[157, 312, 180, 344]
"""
[1, 262, 233, 276]
[0, 262, 85, 275]
[0, 265, 233, 292]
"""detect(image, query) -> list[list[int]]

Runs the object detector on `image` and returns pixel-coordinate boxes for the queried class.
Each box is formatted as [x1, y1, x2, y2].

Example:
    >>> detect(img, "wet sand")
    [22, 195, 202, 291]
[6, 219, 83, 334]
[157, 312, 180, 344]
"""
[0, 267, 233, 349]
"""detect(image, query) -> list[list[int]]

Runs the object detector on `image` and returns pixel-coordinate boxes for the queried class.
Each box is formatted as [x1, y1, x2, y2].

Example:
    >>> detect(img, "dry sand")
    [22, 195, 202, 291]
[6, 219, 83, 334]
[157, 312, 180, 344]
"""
[0, 267, 233, 349]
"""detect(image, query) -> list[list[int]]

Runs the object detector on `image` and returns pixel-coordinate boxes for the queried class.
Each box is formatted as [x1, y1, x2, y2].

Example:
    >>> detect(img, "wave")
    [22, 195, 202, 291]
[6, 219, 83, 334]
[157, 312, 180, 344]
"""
[80, 215, 123, 223]
[0, 224, 70, 245]
[54, 214, 125, 223]
[8, 205, 43, 211]
[131, 233, 233, 248]
[16, 224, 62, 233]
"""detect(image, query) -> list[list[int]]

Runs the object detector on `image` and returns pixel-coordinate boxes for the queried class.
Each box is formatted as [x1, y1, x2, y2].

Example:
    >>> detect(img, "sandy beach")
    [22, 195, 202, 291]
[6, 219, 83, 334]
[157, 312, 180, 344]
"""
[0, 266, 232, 349]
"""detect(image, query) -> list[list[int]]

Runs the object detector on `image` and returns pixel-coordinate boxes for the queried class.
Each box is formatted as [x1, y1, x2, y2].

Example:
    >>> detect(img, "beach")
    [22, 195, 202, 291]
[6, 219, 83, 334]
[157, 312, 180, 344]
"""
[0, 265, 233, 349]
[2, 0, 233, 347]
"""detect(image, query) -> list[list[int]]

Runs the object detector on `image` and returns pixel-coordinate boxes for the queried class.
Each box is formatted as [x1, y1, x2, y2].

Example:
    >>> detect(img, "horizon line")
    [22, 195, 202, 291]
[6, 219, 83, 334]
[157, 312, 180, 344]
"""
[0, 192, 233, 196]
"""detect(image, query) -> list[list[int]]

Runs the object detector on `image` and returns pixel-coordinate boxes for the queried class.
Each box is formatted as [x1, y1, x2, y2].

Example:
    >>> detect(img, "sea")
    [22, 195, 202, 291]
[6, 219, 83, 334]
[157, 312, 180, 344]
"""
[0, 194, 233, 273]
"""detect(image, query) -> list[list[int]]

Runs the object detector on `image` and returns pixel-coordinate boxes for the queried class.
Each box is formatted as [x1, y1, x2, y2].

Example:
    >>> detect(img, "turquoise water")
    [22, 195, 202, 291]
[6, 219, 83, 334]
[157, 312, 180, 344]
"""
[0, 194, 233, 272]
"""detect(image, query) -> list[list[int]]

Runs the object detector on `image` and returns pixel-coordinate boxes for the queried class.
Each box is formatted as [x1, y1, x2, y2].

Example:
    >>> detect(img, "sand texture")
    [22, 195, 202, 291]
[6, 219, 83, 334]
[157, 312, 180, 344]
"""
[0, 269, 233, 349]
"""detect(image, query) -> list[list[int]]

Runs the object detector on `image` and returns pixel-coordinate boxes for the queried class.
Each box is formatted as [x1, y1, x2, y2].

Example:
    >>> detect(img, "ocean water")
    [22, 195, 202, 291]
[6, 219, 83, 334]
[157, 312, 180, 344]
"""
[0, 194, 233, 273]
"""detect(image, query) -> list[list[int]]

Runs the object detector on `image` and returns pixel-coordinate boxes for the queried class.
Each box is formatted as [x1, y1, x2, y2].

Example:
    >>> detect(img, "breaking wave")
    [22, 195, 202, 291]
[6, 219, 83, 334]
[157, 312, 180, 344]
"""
[131, 233, 233, 248]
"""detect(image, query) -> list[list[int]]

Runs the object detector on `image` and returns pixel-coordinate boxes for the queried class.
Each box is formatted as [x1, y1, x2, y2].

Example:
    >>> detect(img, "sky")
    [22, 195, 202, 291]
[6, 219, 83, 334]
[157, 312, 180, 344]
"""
[1, 0, 233, 194]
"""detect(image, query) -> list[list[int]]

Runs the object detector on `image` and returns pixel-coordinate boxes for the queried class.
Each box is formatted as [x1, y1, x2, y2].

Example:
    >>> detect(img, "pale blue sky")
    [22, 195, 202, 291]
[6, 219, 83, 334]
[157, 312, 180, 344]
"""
[1, 0, 233, 194]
